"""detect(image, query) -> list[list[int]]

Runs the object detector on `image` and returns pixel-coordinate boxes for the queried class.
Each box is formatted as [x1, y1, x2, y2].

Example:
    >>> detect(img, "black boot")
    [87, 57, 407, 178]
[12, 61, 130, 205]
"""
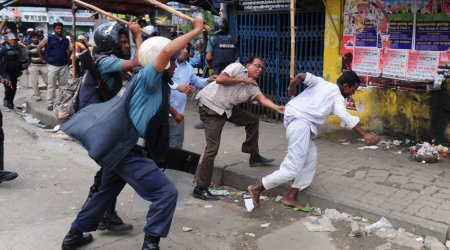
[3, 100, 13, 109]
[142, 234, 160, 250]
[61, 228, 93, 250]
[249, 154, 275, 167]
[193, 186, 219, 200]
[97, 210, 133, 232]
[0, 170, 18, 182]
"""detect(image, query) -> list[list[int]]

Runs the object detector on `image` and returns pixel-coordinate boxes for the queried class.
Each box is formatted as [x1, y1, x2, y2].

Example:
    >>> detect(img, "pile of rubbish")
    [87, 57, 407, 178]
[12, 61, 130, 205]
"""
[410, 142, 449, 163]
[302, 208, 449, 250]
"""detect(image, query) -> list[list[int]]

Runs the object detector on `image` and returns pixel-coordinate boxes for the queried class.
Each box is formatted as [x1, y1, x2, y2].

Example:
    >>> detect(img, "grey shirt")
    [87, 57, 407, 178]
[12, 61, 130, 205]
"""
[196, 62, 261, 118]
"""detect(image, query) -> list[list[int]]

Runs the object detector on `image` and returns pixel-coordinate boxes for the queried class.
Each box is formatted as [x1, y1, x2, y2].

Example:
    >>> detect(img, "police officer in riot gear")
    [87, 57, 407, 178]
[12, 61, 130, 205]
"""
[206, 18, 239, 75]
[62, 18, 206, 250]
[68, 21, 143, 241]
[0, 76, 18, 183]
[0, 33, 23, 110]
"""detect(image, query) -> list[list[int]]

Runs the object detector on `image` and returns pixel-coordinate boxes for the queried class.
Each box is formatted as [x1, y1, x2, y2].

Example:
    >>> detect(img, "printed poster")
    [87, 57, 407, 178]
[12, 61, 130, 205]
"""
[406, 50, 439, 81]
[352, 47, 381, 76]
[381, 49, 408, 79]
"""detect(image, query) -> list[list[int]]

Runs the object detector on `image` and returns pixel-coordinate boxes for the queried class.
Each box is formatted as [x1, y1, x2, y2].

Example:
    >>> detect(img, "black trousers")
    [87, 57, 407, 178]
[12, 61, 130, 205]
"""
[3, 73, 19, 104]
[0, 111, 3, 171]
[86, 168, 117, 214]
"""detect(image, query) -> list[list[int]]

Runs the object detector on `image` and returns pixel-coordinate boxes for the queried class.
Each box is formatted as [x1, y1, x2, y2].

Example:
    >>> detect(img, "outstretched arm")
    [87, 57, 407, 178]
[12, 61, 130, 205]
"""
[352, 124, 380, 145]
[154, 19, 205, 73]
[254, 93, 284, 114]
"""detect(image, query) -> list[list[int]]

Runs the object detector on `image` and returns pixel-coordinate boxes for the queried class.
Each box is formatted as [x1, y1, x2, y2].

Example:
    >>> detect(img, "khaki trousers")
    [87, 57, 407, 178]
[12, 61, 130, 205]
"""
[28, 64, 48, 98]
[46, 64, 69, 103]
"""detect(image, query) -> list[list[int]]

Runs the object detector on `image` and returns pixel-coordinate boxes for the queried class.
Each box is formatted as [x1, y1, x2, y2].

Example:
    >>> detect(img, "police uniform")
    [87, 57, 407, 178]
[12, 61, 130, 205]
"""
[64, 63, 176, 238]
[206, 34, 237, 75]
[0, 44, 22, 109]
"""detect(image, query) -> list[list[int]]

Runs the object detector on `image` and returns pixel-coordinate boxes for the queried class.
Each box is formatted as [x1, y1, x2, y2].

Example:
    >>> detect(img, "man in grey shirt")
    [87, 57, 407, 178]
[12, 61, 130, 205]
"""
[194, 56, 284, 200]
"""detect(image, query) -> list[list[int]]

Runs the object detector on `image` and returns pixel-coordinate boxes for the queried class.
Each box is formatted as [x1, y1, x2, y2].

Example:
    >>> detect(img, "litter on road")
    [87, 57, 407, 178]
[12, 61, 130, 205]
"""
[209, 189, 230, 196]
[358, 145, 379, 150]
[244, 198, 254, 212]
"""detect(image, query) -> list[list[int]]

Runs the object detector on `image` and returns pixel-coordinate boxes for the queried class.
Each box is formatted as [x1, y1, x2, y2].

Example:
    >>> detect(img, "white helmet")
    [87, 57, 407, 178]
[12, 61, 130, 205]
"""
[138, 36, 171, 68]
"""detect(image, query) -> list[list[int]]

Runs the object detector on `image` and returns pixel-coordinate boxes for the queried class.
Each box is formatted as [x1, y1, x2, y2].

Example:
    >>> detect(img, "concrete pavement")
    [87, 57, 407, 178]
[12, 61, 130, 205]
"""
[23, 84, 450, 243]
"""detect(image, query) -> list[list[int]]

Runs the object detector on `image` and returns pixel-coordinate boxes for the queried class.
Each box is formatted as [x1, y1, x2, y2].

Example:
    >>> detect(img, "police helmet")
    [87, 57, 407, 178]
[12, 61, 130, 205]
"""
[142, 25, 159, 40]
[94, 21, 126, 52]
[5, 32, 18, 42]
[214, 18, 229, 34]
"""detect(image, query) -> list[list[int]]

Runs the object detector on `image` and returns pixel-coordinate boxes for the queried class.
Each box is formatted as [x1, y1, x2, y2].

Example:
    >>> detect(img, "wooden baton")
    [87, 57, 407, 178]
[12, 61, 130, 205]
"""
[0, 17, 9, 34]
[145, 0, 210, 30]
[73, 0, 154, 36]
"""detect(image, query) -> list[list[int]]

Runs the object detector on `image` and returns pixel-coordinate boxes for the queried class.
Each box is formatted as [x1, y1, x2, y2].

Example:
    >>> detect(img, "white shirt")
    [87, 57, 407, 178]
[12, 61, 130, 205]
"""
[284, 73, 360, 135]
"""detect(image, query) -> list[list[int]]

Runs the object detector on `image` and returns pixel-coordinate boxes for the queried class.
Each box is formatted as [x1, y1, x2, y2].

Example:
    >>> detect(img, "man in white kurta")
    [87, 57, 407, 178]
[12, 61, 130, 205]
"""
[248, 71, 380, 209]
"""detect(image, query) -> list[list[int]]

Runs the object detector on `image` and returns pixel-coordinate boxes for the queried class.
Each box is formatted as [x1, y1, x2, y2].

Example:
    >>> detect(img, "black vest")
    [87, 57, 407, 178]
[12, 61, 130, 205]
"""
[77, 55, 118, 110]
[0, 45, 21, 74]
[61, 72, 170, 170]
[145, 73, 170, 168]
[211, 35, 236, 69]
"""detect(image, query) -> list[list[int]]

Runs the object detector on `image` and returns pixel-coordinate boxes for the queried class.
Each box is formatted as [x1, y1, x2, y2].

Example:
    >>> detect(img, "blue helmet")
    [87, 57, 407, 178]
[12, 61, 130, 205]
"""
[142, 25, 159, 41]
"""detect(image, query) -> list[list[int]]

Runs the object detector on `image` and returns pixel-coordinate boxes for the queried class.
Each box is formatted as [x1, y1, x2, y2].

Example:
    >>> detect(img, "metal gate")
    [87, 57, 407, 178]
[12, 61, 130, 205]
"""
[236, 10, 325, 121]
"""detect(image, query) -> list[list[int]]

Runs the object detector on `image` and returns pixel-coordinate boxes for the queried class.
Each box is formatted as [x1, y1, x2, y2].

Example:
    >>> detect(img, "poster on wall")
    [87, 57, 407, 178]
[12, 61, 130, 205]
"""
[381, 49, 408, 79]
[343, 0, 450, 92]
[406, 50, 439, 81]
[352, 47, 381, 76]
[415, 1, 450, 51]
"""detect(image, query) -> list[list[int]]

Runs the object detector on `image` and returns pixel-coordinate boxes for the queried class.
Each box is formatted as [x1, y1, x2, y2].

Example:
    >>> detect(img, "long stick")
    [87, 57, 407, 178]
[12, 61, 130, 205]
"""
[72, 0, 154, 36]
[71, 3, 77, 81]
[290, 0, 296, 80]
[145, 0, 210, 30]
[0, 17, 8, 33]
[2, 0, 18, 8]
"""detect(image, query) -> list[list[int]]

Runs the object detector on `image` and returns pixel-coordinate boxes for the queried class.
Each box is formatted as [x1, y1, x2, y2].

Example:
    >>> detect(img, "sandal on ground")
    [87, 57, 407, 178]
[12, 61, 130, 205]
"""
[291, 202, 312, 212]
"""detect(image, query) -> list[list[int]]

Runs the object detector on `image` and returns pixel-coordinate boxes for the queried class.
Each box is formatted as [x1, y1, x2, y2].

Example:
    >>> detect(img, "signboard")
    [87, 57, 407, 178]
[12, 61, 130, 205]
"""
[239, 0, 290, 12]
[21, 12, 48, 23]
[48, 11, 95, 26]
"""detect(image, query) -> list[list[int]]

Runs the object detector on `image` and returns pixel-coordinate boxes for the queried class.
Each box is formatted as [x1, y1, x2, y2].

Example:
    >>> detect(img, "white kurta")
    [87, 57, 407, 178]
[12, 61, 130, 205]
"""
[262, 73, 360, 190]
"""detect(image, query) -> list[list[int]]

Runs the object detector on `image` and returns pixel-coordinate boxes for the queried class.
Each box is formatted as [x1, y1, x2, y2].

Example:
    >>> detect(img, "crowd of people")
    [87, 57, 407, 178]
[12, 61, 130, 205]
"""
[0, 16, 381, 250]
